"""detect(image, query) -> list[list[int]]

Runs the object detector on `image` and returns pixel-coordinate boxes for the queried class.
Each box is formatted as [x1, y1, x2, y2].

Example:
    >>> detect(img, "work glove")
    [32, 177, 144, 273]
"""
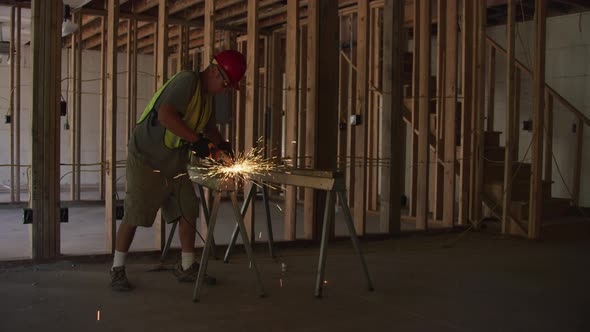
[190, 137, 213, 159]
[217, 141, 235, 159]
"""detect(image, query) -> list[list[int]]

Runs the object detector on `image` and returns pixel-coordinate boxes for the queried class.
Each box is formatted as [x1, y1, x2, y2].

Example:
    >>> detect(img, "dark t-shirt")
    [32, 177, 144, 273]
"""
[128, 71, 200, 177]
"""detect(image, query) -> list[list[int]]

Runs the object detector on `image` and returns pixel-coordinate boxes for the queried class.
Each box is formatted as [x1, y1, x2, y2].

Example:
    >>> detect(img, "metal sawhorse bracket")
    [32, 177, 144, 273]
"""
[187, 169, 266, 302]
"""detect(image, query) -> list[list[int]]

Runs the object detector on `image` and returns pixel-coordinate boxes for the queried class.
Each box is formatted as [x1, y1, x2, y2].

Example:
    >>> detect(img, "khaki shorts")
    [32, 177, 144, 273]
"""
[122, 153, 199, 227]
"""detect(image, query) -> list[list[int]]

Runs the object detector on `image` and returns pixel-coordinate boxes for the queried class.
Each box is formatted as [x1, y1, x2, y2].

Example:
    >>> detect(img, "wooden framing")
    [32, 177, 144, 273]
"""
[408, 1, 419, 218]
[379, 0, 404, 234]
[99, 16, 106, 200]
[367, 5, 381, 212]
[415, 0, 431, 230]
[269, 31, 284, 165]
[311, 0, 339, 239]
[513, 68, 521, 161]
[298, 24, 307, 204]
[345, 12, 357, 210]
[69, 14, 78, 201]
[303, 15, 317, 239]
[572, 118, 584, 206]
[529, 0, 547, 239]
[244, 0, 260, 242]
[30, 0, 62, 259]
[458, 0, 473, 225]
[203, 0, 215, 66]
[486, 47, 496, 132]
[442, 0, 458, 228]
[353, 0, 369, 235]
[544, 92, 553, 188]
[284, 0, 299, 241]
[9, 6, 15, 202]
[472, 0, 486, 225]
[15, 6, 21, 202]
[75, 11, 83, 201]
[502, 0, 516, 234]
[433, 0, 446, 222]
[105, 0, 119, 253]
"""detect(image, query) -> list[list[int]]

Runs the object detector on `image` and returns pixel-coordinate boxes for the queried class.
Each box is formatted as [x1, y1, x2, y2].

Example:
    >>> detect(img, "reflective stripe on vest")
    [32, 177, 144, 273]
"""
[137, 71, 213, 149]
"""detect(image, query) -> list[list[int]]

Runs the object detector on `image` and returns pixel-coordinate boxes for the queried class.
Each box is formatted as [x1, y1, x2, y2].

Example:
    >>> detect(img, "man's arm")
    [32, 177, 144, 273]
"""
[203, 111, 224, 145]
[157, 104, 200, 143]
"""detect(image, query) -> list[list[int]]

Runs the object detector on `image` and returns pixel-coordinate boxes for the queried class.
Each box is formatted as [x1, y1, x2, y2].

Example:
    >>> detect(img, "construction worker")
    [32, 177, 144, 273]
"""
[110, 50, 246, 291]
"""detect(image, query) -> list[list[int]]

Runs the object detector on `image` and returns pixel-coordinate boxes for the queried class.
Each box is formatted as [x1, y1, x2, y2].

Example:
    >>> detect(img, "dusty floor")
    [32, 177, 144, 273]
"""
[1, 232, 589, 332]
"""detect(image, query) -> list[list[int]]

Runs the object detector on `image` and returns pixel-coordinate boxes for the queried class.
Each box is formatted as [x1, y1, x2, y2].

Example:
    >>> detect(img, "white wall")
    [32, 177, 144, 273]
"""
[487, 12, 590, 206]
[0, 46, 155, 198]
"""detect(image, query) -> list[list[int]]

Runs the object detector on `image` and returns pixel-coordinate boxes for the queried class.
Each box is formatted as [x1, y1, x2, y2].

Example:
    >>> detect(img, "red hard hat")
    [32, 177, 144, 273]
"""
[214, 50, 247, 90]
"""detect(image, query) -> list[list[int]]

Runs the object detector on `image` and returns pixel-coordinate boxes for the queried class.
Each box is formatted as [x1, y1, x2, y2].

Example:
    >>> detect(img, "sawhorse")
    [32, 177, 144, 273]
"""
[224, 168, 374, 298]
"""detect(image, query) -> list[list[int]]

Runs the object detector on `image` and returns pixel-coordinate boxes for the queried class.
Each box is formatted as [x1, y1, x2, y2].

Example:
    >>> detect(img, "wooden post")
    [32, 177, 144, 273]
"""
[9, 6, 15, 203]
[69, 13, 77, 201]
[312, 0, 339, 238]
[132, 18, 138, 125]
[304, 7, 319, 239]
[472, 0, 486, 225]
[75, 11, 82, 201]
[270, 32, 283, 164]
[244, 0, 259, 241]
[416, 0, 431, 230]
[126, 19, 133, 146]
[434, 0, 446, 222]
[106, 0, 119, 253]
[99, 16, 106, 200]
[15, 6, 21, 202]
[486, 47, 496, 132]
[298, 25, 307, 203]
[30, 0, 62, 259]
[502, 0, 516, 234]
[442, 0, 458, 228]
[380, 0, 404, 234]
[409, 1, 420, 217]
[203, 0, 215, 67]
[284, 0, 299, 241]
[572, 118, 584, 207]
[353, 0, 369, 235]
[367, 7, 381, 212]
[345, 13, 356, 209]
[458, 0, 473, 225]
[153, 22, 158, 93]
[529, 0, 547, 239]
[513, 68, 521, 161]
[154, 0, 168, 251]
[544, 92, 553, 189]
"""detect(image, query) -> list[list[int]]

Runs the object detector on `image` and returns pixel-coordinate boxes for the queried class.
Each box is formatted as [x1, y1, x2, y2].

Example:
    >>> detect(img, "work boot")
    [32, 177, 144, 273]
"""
[110, 266, 133, 291]
[173, 262, 217, 285]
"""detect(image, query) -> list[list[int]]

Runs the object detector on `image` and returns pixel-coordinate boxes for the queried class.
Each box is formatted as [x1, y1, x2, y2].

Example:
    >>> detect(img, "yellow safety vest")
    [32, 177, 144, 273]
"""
[137, 71, 213, 149]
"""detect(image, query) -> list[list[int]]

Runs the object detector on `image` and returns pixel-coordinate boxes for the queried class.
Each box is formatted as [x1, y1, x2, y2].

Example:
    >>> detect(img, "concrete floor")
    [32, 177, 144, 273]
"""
[1, 232, 589, 332]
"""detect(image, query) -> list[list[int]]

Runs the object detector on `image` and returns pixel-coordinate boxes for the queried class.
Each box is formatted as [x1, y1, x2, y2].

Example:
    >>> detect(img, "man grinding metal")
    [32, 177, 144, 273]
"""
[110, 50, 246, 291]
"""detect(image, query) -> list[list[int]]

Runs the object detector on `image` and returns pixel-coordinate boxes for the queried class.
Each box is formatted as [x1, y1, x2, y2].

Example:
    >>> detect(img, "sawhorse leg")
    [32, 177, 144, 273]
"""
[314, 190, 374, 298]
[193, 191, 222, 302]
[224, 182, 275, 262]
[160, 184, 218, 262]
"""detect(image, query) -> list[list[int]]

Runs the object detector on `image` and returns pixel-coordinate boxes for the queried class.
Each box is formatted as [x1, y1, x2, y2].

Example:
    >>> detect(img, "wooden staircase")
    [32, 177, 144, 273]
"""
[398, 51, 589, 240]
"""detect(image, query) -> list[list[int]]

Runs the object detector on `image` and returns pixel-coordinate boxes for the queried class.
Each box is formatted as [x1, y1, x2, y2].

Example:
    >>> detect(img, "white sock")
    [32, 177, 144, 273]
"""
[181, 252, 195, 270]
[112, 250, 127, 269]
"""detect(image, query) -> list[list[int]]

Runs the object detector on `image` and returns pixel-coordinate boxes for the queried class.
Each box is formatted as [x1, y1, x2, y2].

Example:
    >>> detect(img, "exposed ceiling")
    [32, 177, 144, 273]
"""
[0, 0, 588, 55]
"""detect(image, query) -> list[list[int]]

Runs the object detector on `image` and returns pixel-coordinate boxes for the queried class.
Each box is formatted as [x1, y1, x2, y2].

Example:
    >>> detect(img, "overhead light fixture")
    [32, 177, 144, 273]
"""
[62, 5, 79, 37]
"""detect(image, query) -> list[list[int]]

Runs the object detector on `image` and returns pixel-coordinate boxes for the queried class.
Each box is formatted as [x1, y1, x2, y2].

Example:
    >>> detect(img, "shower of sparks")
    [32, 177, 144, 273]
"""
[276, 204, 283, 212]
[173, 173, 187, 179]
[191, 144, 282, 186]
[97, 310, 100, 321]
